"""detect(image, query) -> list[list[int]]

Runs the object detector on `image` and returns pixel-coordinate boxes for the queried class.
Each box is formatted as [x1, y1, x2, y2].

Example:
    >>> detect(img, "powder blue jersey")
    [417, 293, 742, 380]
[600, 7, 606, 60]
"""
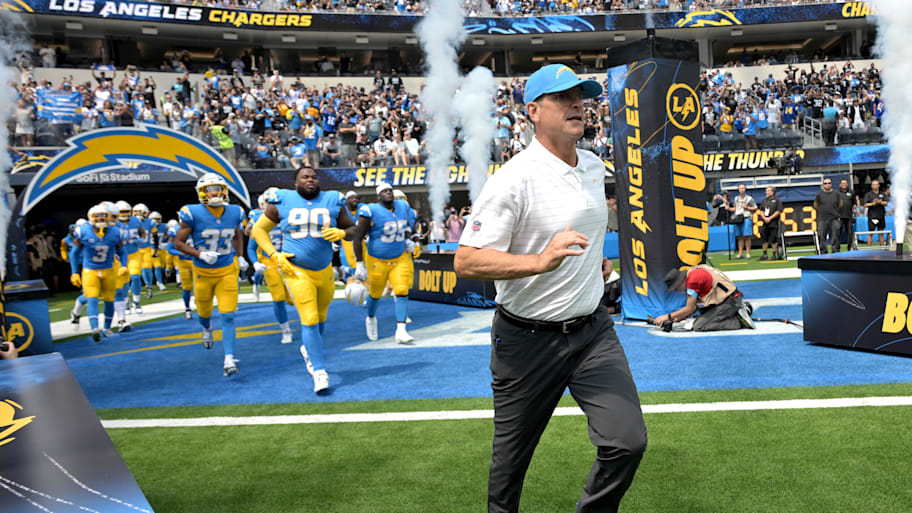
[247, 209, 283, 261]
[137, 218, 157, 249]
[77, 223, 123, 270]
[178, 203, 244, 269]
[267, 188, 344, 271]
[166, 226, 193, 261]
[359, 200, 416, 260]
[345, 204, 362, 225]
[119, 216, 143, 254]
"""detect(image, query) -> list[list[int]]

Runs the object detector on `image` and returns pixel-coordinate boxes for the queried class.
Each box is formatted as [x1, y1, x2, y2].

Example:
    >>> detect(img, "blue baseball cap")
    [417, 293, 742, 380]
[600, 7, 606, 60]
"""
[523, 64, 602, 105]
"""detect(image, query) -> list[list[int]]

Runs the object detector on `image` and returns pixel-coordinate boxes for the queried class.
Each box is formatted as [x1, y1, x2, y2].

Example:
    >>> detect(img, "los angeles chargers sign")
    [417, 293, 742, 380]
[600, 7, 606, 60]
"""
[20, 124, 251, 215]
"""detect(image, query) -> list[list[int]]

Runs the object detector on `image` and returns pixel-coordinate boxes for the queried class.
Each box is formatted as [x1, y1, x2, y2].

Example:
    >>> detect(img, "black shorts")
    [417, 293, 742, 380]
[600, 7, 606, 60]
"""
[868, 216, 886, 232]
[759, 222, 779, 244]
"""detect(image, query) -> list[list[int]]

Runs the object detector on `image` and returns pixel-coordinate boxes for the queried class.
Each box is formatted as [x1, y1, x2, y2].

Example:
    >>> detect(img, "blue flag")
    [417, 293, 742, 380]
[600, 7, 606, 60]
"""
[35, 90, 83, 124]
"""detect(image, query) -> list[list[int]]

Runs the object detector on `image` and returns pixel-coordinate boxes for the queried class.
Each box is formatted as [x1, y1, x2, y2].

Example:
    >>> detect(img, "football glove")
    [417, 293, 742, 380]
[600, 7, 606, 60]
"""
[321, 226, 346, 242]
[354, 262, 368, 282]
[238, 256, 250, 272]
[253, 262, 267, 274]
[117, 266, 129, 278]
[70, 273, 82, 287]
[199, 251, 219, 265]
[271, 252, 298, 275]
[405, 239, 421, 258]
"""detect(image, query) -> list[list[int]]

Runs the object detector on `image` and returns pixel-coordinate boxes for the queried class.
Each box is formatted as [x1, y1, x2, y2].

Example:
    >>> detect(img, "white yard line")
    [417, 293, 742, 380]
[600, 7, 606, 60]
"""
[101, 395, 912, 429]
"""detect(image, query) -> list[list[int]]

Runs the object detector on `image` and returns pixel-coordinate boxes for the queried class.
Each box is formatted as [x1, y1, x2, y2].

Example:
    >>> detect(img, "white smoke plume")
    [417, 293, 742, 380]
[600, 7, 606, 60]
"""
[874, 0, 912, 245]
[0, 12, 29, 280]
[416, 0, 466, 225]
[453, 67, 496, 203]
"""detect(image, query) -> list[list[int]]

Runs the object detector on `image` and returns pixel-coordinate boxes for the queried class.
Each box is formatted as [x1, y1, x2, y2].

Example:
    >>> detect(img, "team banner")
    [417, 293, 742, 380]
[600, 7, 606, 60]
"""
[3, 280, 53, 356]
[800, 254, 912, 357]
[411, 254, 496, 308]
[0, 353, 155, 512]
[607, 42, 706, 321]
[34, 89, 83, 124]
[1, 0, 875, 33]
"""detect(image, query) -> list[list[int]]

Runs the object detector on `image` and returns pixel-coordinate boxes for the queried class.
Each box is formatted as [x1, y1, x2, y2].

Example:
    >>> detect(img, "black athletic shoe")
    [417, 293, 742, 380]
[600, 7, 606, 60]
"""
[759, 254, 768, 261]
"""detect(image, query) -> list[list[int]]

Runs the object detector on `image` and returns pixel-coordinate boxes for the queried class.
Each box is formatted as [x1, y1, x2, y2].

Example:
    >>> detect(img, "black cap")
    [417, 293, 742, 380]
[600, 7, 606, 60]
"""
[664, 269, 687, 291]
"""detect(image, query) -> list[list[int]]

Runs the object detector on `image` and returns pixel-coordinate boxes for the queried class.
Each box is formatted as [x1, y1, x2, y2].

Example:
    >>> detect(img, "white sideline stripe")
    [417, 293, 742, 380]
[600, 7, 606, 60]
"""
[101, 396, 912, 429]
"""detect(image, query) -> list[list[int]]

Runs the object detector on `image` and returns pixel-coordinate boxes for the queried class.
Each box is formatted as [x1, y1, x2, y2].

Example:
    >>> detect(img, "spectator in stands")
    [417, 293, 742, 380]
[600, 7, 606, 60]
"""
[288, 136, 307, 169]
[742, 106, 758, 150]
[355, 133, 373, 167]
[253, 135, 275, 169]
[322, 133, 342, 167]
[372, 133, 394, 165]
[445, 206, 467, 242]
[302, 116, 323, 167]
[781, 97, 798, 130]
[14, 99, 35, 147]
[606, 196, 618, 233]
[814, 177, 843, 254]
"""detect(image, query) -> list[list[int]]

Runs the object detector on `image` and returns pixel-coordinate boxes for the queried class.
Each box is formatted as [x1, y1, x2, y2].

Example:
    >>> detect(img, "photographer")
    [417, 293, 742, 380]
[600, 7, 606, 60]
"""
[445, 206, 469, 242]
[727, 184, 757, 259]
[653, 266, 755, 332]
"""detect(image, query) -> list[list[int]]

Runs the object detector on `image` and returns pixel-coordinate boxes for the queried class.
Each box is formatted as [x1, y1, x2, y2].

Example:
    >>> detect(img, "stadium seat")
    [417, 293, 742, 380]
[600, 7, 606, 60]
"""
[868, 127, 884, 143]
[731, 132, 745, 150]
[773, 129, 790, 148]
[757, 130, 775, 149]
[718, 133, 734, 151]
[837, 128, 853, 145]
[703, 135, 720, 152]
[786, 130, 803, 148]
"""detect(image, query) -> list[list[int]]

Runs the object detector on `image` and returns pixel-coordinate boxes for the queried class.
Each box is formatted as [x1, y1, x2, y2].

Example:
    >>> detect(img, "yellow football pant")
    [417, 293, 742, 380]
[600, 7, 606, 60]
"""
[282, 264, 334, 326]
[364, 251, 413, 299]
[263, 263, 293, 304]
[140, 247, 155, 268]
[127, 251, 142, 276]
[193, 263, 238, 318]
[178, 259, 193, 292]
[81, 267, 117, 302]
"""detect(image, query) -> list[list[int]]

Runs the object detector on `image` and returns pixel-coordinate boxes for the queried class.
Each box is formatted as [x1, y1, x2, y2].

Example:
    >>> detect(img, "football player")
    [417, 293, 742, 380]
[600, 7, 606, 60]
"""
[338, 190, 363, 280]
[246, 187, 294, 344]
[149, 211, 167, 291]
[116, 200, 147, 314]
[353, 182, 418, 344]
[133, 203, 158, 297]
[69, 204, 130, 342]
[247, 193, 266, 301]
[251, 166, 356, 393]
[174, 173, 249, 376]
[65, 219, 89, 329]
[166, 219, 195, 320]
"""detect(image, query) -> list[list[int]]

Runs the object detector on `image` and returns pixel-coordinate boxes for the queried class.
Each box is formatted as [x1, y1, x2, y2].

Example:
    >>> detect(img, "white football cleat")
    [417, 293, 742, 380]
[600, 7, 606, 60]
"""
[118, 320, 132, 333]
[281, 326, 293, 344]
[365, 316, 378, 341]
[133, 301, 143, 315]
[299, 345, 315, 375]
[158, 282, 166, 291]
[70, 309, 81, 330]
[313, 369, 329, 393]
[184, 309, 192, 320]
[395, 325, 414, 344]
[202, 328, 214, 349]
[252, 282, 260, 302]
[223, 356, 240, 377]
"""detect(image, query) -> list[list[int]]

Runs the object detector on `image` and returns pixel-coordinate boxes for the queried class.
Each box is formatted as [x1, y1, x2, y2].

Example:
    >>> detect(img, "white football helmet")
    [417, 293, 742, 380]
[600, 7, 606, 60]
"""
[258, 187, 278, 210]
[196, 173, 229, 206]
[88, 205, 108, 229]
[75, 218, 87, 226]
[115, 200, 132, 222]
[167, 219, 179, 230]
[149, 211, 163, 224]
[133, 203, 150, 219]
[99, 201, 119, 226]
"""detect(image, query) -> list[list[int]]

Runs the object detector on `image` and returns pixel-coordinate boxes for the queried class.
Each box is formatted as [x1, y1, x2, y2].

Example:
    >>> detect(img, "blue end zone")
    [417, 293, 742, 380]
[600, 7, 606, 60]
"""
[56, 279, 912, 409]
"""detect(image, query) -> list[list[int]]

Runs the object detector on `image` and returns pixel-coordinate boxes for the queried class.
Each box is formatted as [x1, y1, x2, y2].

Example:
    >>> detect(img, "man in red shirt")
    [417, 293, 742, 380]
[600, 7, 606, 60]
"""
[653, 265, 754, 331]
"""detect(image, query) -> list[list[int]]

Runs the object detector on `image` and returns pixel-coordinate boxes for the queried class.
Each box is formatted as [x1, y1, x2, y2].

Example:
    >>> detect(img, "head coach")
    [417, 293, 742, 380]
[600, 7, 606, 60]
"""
[454, 64, 647, 513]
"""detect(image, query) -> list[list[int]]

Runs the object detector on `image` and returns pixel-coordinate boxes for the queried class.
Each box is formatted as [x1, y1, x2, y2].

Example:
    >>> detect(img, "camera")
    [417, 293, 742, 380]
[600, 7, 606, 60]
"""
[0, 342, 10, 351]
[647, 316, 673, 332]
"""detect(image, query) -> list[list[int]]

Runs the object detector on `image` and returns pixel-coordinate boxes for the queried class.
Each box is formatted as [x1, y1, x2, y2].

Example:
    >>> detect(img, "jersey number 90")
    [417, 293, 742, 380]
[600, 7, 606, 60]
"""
[288, 208, 331, 239]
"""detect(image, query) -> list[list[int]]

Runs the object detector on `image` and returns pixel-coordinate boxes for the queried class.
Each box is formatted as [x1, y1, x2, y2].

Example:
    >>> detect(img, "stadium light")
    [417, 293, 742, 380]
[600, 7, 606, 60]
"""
[223, 32, 238, 40]
[355, 36, 369, 44]
[141, 26, 158, 35]
[405, 36, 418, 45]
[65, 21, 83, 31]
[281, 35, 296, 43]
[613, 34, 626, 42]
[472, 38, 485, 46]
[825, 23, 838, 31]
[531, 37, 543, 45]
[730, 28, 743, 37]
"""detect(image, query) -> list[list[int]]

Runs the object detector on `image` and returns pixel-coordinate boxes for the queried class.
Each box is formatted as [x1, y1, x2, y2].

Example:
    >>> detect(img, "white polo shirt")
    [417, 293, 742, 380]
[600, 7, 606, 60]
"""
[460, 137, 607, 321]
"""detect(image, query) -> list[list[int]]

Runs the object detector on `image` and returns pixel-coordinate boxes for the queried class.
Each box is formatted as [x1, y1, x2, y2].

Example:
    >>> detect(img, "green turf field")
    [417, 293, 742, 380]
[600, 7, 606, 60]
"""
[103, 383, 912, 513]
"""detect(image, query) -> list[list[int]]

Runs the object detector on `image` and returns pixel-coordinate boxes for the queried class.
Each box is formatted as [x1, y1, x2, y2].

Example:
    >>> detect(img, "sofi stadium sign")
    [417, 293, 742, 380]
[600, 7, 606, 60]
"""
[2, 0, 874, 33]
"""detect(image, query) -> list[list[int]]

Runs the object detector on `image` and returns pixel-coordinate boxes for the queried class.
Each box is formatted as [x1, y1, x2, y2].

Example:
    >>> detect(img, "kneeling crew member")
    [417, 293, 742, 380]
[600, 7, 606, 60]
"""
[655, 265, 755, 331]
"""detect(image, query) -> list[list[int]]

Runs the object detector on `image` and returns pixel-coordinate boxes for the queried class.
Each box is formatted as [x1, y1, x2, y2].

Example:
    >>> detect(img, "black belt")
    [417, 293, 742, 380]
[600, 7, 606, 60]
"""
[496, 306, 594, 334]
